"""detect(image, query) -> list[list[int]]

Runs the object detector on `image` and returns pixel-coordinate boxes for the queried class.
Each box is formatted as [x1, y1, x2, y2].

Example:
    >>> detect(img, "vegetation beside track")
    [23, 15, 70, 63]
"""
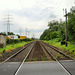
[40, 7, 75, 58]
[43, 39, 75, 58]
[0, 41, 31, 54]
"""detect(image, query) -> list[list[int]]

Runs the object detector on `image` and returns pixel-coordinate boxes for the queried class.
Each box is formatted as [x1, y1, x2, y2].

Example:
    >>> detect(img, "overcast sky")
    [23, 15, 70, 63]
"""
[0, 0, 75, 38]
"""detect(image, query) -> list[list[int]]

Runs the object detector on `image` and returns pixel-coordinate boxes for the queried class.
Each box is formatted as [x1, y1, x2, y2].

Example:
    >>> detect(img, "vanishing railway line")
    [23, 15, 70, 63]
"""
[0, 41, 35, 75]
[0, 41, 74, 75]
[26, 41, 53, 61]
[40, 41, 74, 60]
[41, 41, 74, 60]
[0, 42, 33, 62]
[40, 41, 73, 75]
[0, 42, 34, 64]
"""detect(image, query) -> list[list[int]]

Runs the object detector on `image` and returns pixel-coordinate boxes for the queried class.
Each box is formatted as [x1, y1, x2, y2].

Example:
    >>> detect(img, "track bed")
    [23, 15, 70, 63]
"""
[26, 41, 52, 61]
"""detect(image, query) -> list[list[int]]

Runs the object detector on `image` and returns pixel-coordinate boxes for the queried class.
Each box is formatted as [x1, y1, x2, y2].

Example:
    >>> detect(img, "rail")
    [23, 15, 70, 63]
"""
[40, 42, 73, 75]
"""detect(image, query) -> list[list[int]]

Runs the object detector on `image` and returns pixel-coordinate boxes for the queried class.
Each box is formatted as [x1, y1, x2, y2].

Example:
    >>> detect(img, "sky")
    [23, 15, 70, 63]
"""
[0, 0, 75, 38]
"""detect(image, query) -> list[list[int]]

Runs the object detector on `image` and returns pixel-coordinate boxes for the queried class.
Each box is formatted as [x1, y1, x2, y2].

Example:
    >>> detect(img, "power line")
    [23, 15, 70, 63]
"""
[48, 0, 64, 19]
[19, 0, 24, 11]
[18, 0, 30, 19]
[18, 0, 31, 36]
[27, 31, 29, 38]
[26, 28, 27, 37]
[20, 28, 22, 35]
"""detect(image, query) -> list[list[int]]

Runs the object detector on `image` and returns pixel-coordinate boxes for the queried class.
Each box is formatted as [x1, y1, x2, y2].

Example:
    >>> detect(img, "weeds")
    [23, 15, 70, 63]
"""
[0, 41, 31, 53]
[25, 59, 30, 62]
[41, 56, 48, 61]
[44, 39, 75, 58]
[56, 54, 63, 59]
[33, 58, 37, 61]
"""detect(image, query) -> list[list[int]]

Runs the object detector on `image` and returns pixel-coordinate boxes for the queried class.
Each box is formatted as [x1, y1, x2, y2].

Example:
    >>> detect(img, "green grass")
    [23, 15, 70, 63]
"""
[41, 56, 48, 61]
[0, 41, 31, 53]
[25, 59, 30, 62]
[43, 39, 75, 58]
[33, 58, 37, 61]
[56, 54, 63, 59]
[25, 58, 37, 62]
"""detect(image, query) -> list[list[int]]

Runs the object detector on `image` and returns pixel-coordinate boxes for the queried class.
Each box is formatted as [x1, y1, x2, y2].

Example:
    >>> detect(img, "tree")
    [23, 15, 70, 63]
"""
[40, 29, 50, 40]
[16, 34, 20, 38]
[1, 32, 6, 35]
[48, 20, 59, 31]
[58, 21, 66, 41]
[40, 20, 65, 40]
[68, 12, 75, 41]
[7, 32, 15, 35]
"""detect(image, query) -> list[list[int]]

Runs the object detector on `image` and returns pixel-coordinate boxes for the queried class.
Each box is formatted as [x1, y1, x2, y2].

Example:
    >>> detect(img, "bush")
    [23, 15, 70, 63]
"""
[6, 38, 32, 45]
[23, 38, 32, 42]
[6, 39, 23, 44]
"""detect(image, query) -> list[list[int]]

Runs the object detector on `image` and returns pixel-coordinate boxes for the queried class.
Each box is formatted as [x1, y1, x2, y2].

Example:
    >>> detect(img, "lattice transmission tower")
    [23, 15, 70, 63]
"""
[4, 14, 13, 35]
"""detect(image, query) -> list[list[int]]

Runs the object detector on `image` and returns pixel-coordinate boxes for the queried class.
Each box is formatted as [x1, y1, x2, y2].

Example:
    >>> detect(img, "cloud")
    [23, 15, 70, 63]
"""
[0, 0, 74, 38]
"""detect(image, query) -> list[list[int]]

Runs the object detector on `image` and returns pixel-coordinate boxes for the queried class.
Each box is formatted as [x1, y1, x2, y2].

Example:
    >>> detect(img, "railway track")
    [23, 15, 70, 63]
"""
[40, 41, 74, 75]
[41, 41, 74, 60]
[0, 42, 33, 64]
[0, 41, 74, 75]
[14, 42, 35, 75]
[0, 42, 35, 75]
[26, 41, 54, 61]
[14, 41, 55, 75]
[0, 42, 33, 62]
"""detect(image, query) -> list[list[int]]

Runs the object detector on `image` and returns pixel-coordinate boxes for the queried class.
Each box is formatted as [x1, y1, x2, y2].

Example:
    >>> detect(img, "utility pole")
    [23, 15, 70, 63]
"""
[64, 9, 68, 47]
[33, 33, 34, 39]
[28, 31, 29, 38]
[20, 28, 21, 36]
[4, 14, 13, 35]
[26, 28, 27, 37]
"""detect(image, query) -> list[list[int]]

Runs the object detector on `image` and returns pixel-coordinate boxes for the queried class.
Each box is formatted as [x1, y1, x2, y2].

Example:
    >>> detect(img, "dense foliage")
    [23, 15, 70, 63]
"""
[6, 39, 23, 44]
[6, 38, 32, 45]
[40, 29, 50, 40]
[68, 11, 75, 41]
[40, 8, 75, 42]
[40, 20, 65, 41]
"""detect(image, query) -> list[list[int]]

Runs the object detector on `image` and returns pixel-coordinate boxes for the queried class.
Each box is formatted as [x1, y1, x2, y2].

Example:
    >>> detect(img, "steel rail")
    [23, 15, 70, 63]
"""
[41, 41, 74, 60]
[39, 42, 55, 61]
[40, 42, 72, 75]
[14, 42, 35, 75]
[0, 42, 33, 65]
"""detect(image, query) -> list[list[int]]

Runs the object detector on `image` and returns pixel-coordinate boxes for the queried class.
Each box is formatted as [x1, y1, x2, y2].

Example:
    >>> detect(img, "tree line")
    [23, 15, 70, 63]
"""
[40, 9, 75, 42]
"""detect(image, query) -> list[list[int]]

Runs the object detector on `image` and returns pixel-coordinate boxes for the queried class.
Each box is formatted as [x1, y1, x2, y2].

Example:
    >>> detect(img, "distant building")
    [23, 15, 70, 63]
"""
[6, 35, 18, 39]
[20, 36, 26, 39]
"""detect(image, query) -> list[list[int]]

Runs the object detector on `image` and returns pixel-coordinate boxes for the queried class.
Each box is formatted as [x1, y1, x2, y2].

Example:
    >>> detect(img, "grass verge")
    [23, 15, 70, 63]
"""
[43, 39, 75, 58]
[0, 41, 31, 54]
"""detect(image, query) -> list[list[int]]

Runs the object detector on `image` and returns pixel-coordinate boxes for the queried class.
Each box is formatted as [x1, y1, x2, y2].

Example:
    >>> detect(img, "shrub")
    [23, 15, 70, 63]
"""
[6, 38, 31, 45]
